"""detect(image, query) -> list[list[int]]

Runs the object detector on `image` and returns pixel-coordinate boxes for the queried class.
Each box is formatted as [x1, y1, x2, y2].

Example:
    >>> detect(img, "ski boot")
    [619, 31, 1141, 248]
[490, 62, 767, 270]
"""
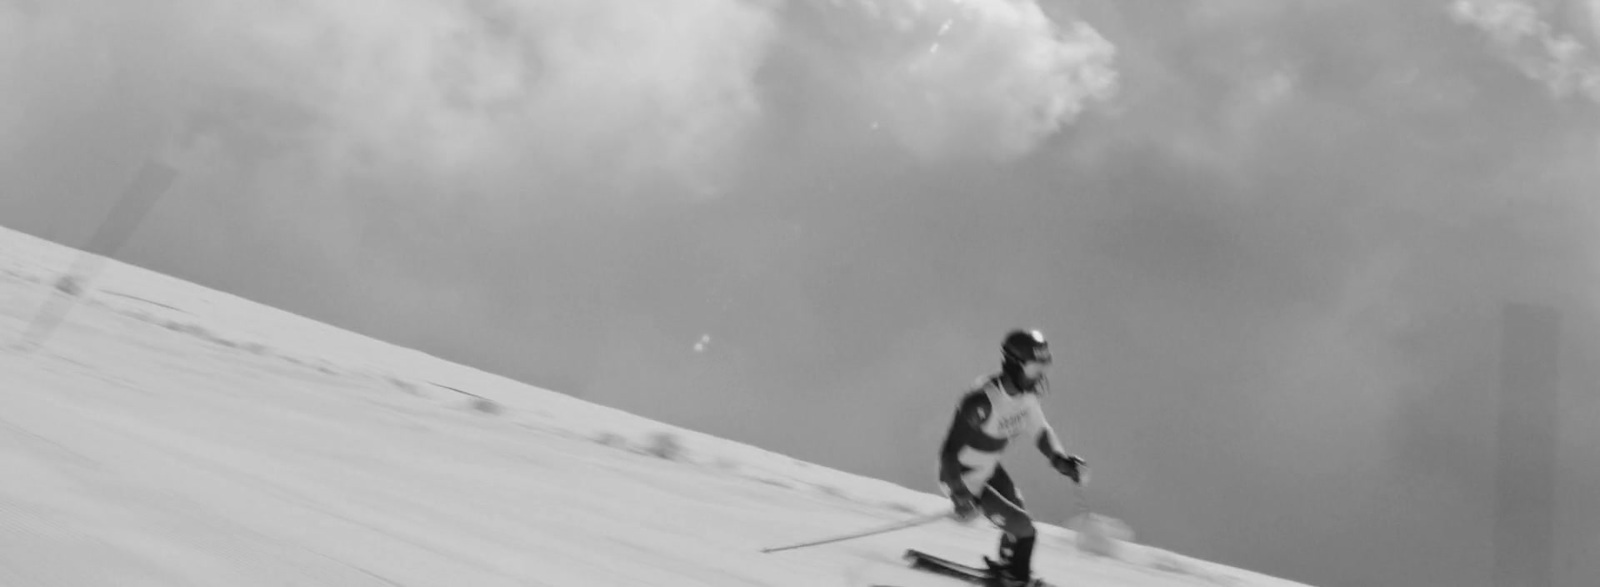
[982, 557, 1052, 587]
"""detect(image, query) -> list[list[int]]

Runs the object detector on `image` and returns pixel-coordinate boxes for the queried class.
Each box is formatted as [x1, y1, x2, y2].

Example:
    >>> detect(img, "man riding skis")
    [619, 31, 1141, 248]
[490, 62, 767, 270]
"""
[938, 328, 1086, 587]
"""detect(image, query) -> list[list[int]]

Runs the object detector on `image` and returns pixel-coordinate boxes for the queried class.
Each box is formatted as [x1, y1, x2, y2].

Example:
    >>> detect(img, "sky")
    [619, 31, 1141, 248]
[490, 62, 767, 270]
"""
[3, 1, 1599, 586]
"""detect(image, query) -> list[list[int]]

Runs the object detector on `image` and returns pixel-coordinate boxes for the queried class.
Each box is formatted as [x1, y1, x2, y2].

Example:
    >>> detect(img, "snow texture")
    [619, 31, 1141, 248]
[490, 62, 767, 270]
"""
[0, 225, 1313, 586]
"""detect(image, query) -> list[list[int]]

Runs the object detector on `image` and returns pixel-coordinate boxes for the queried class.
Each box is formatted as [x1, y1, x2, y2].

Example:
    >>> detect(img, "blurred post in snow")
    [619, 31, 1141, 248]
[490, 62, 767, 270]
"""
[17, 159, 179, 349]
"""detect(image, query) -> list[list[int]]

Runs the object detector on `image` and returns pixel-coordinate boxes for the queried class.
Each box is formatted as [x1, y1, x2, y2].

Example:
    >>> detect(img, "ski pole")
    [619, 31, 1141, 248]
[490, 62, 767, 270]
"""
[760, 509, 952, 553]
[1065, 481, 1118, 554]
[1070, 481, 1091, 520]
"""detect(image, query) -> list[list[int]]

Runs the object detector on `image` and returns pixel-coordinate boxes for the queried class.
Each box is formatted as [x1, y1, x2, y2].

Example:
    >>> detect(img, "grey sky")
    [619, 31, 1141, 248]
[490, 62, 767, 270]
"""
[4, 1, 1599, 586]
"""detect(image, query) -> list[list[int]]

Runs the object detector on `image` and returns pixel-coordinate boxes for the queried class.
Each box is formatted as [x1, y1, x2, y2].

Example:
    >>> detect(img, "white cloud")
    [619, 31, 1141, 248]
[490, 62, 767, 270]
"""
[4, 0, 782, 201]
[804, 0, 1119, 161]
[1451, 0, 1600, 102]
[1590, 0, 1600, 43]
[232, 0, 779, 198]
[4, 0, 1117, 204]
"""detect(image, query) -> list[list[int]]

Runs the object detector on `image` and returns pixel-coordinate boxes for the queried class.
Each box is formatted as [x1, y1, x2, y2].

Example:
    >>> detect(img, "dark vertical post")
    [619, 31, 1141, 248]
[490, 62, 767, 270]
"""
[1494, 303, 1561, 587]
[81, 159, 179, 258]
[17, 159, 178, 348]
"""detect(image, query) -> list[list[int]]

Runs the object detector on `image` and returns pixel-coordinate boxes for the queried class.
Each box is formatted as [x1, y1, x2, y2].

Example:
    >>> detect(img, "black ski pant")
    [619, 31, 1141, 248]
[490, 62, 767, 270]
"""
[971, 465, 1037, 576]
[975, 464, 1034, 539]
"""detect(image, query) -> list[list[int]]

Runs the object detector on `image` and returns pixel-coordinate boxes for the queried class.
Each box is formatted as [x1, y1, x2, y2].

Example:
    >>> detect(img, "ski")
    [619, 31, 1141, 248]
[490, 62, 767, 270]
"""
[902, 549, 1057, 587]
[903, 549, 993, 584]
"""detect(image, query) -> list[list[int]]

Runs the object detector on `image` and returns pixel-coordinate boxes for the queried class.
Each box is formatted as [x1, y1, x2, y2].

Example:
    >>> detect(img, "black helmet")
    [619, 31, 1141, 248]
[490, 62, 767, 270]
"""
[1001, 329, 1051, 365]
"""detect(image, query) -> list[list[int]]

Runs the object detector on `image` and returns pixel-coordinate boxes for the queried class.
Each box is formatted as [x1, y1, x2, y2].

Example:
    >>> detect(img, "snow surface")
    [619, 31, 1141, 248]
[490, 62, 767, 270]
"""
[0, 225, 1314, 587]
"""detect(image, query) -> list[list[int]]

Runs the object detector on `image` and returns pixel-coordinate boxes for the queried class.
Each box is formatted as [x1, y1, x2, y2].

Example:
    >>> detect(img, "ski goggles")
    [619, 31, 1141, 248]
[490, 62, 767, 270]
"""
[1017, 346, 1052, 365]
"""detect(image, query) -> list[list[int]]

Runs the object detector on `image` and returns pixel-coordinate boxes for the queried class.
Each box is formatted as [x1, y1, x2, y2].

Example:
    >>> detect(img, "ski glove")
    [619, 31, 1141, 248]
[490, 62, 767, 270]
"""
[1050, 453, 1087, 485]
[950, 490, 981, 522]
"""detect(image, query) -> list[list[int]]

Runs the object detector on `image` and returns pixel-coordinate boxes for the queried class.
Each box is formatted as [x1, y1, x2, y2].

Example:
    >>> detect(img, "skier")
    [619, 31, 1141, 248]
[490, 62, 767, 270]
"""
[937, 328, 1086, 587]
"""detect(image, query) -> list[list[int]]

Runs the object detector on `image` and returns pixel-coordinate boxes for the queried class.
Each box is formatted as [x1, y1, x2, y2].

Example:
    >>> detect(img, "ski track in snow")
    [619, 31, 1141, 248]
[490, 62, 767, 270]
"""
[0, 226, 1312, 587]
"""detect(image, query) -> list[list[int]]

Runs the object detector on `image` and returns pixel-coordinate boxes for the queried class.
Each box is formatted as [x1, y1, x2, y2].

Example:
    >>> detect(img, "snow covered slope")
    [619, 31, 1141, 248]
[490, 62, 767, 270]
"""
[0, 225, 1313, 587]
